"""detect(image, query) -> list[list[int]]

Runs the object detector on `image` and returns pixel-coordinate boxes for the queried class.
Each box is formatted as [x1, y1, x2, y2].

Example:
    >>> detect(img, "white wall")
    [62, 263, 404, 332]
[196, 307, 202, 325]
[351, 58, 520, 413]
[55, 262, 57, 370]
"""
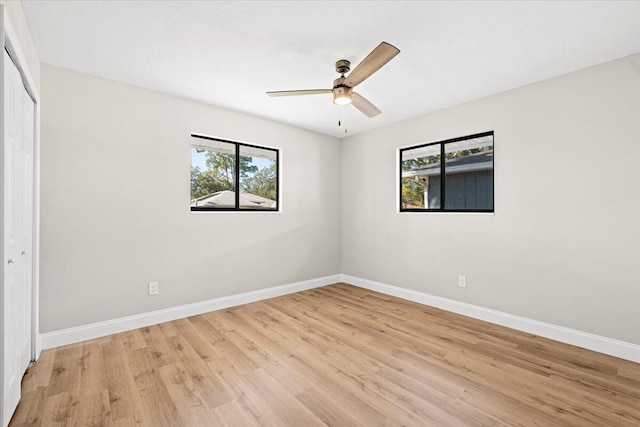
[341, 53, 640, 345]
[40, 64, 342, 332]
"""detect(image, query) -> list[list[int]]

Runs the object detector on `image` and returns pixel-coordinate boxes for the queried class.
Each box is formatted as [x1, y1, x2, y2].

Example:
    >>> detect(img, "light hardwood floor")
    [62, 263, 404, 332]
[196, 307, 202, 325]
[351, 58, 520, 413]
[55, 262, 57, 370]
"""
[9, 283, 640, 426]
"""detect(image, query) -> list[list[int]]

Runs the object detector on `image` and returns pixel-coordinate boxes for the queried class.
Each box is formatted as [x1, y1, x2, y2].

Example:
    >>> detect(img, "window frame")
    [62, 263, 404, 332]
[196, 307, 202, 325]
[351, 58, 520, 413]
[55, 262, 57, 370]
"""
[190, 133, 280, 212]
[399, 131, 494, 213]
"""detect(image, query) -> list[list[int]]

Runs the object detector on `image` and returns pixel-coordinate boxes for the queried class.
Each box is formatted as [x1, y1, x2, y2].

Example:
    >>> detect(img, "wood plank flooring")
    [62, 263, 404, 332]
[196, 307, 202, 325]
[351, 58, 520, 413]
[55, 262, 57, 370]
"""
[10, 283, 640, 426]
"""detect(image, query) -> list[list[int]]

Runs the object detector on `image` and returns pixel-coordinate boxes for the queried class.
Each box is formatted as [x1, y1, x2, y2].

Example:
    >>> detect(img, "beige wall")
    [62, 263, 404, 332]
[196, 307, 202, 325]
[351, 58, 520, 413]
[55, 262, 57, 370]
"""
[1, 0, 39, 89]
[341, 53, 640, 345]
[40, 52, 640, 346]
[40, 63, 342, 332]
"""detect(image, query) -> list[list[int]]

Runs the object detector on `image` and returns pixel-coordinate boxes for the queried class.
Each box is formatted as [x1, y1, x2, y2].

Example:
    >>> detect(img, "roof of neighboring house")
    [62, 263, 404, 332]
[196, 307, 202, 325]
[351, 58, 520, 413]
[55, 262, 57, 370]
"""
[191, 190, 276, 209]
[402, 151, 494, 178]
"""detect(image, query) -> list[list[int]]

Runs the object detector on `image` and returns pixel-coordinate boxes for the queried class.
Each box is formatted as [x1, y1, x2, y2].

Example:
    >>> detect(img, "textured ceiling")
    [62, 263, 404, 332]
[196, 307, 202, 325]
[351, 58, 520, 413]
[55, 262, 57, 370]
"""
[22, 1, 640, 139]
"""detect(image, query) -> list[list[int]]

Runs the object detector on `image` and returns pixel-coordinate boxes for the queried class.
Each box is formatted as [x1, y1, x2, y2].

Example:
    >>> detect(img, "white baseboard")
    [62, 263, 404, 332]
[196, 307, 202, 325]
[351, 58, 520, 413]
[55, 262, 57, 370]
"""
[34, 335, 42, 360]
[40, 274, 341, 350]
[341, 274, 640, 363]
[40, 273, 640, 364]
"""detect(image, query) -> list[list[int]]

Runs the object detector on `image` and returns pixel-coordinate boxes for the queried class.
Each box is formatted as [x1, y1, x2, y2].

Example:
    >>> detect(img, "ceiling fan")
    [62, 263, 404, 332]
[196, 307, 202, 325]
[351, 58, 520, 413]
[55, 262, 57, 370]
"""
[267, 41, 400, 118]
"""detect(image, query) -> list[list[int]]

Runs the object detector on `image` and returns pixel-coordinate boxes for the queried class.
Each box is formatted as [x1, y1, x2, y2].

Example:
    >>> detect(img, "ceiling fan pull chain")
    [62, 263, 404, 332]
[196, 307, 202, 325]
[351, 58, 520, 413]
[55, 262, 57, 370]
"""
[338, 110, 348, 133]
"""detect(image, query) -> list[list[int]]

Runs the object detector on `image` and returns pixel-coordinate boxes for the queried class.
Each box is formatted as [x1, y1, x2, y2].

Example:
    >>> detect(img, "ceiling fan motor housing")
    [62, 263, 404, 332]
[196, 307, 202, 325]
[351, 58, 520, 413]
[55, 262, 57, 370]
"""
[335, 59, 351, 75]
[333, 76, 347, 89]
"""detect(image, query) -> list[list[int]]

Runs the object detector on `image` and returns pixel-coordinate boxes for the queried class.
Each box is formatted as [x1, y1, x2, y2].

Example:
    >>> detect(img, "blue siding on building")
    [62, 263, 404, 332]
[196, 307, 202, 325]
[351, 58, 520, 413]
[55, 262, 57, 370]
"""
[428, 170, 493, 210]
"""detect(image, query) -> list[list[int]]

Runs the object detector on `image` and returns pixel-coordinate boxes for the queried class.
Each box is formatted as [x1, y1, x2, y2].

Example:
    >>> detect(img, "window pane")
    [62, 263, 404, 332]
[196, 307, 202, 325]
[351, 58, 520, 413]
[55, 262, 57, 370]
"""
[190, 141, 236, 208]
[239, 145, 278, 210]
[444, 134, 494, 210]
[401, 144, 441, 209]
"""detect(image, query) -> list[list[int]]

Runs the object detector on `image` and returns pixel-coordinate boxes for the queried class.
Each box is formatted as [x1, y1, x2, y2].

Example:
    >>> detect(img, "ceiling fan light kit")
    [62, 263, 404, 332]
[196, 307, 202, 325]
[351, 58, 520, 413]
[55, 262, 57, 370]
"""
[333, 86, 352, 105]
[267, 41, 400, 118]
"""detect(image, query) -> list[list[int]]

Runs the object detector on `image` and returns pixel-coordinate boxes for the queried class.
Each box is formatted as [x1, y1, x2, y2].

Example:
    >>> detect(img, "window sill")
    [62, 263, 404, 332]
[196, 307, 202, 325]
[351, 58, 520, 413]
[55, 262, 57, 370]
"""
[190, 209, 282, 214]
[397, 210, 495, 215]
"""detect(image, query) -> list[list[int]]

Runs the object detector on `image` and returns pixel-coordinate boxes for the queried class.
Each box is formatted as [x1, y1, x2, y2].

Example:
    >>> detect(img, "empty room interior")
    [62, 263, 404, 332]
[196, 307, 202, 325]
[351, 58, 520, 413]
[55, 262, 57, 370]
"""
[1, 1, 639, 426]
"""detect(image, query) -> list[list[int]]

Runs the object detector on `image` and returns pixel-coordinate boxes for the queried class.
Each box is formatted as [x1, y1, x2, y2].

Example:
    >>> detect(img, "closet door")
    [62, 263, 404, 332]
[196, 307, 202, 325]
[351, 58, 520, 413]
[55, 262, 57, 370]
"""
[1, 49, 34, 426]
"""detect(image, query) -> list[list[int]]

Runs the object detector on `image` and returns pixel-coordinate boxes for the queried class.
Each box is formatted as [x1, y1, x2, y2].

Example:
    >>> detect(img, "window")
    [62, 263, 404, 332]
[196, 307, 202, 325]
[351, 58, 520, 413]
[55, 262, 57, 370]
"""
[190, 134, 279, 211]
[400, 131, 494, 212]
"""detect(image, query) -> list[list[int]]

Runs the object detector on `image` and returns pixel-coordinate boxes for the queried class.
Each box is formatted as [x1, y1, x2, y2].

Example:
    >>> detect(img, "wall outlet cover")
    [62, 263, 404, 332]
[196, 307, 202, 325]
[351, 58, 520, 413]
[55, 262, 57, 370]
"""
[148, 281, 159, 295]
[458, 276, 467, 288]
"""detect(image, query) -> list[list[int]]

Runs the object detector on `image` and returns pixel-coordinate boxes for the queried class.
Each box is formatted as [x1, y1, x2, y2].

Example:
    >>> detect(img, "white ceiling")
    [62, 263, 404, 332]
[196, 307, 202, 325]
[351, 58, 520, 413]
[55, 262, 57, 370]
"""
[22, 1, 640, 139]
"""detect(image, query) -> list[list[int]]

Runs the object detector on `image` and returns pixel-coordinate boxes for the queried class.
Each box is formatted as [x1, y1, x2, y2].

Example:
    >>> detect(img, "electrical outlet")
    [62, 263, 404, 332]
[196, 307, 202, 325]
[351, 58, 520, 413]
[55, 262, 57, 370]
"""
[458, 275, 467, 288]
[148, 281, 159, 295]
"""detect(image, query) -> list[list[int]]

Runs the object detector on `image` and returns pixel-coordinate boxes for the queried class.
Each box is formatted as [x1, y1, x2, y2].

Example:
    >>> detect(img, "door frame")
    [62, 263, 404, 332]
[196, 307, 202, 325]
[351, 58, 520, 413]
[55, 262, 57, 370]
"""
[0, 5, 41, 372]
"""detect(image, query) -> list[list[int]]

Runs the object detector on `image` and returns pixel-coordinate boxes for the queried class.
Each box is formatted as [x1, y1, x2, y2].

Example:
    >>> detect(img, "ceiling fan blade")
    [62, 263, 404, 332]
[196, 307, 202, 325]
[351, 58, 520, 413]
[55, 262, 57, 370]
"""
[352, 92, 382, 118]
[267, 89, 332, 97]
[344, 42, 400, 88]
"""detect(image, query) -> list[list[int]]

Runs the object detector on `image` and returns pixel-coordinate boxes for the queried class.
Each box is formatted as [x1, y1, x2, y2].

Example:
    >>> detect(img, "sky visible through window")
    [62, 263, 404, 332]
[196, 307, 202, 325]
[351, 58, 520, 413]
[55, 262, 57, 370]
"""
[191, 149, 272, 177]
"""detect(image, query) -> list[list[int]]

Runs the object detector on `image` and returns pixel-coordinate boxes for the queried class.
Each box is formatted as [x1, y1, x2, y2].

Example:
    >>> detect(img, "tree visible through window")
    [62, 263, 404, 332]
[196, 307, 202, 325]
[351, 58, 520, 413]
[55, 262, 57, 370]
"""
[190, 135, 279, 211]
[400, 131, 494, 212]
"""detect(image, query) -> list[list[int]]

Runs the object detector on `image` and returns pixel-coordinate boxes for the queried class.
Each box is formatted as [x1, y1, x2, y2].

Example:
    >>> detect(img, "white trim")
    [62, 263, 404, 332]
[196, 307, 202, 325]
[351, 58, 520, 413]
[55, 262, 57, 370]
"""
[341, 274, 640, 363]
[2, 11, 39, 100]
[39, 272, 640, 363]
[32, 81, 41, 361]
[1, 6, 41, 362]
[40, 274, 340, 350]
[1, 7, 42, 424]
